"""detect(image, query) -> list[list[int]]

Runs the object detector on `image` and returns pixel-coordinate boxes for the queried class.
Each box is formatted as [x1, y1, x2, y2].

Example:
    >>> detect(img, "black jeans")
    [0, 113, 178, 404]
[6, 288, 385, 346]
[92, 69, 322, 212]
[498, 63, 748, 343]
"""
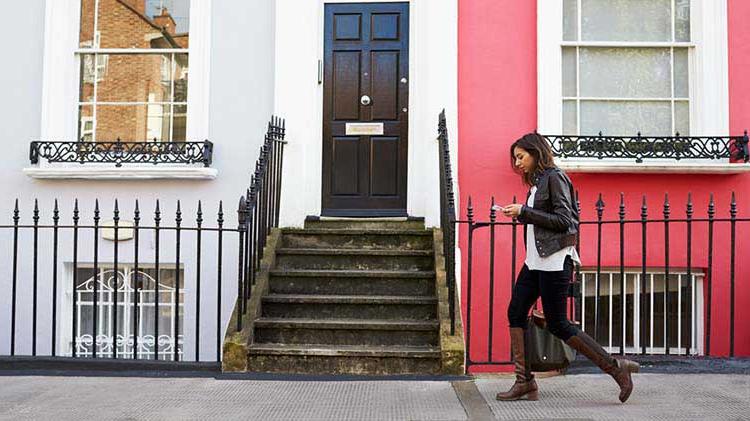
[507, 256, 579, 341]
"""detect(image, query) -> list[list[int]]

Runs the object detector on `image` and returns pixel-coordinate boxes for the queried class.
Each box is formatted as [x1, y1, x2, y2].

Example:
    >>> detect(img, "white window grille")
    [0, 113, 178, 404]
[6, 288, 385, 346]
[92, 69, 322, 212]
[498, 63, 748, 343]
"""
[68, 265, 184, 360]
[578, 268, 704, 356]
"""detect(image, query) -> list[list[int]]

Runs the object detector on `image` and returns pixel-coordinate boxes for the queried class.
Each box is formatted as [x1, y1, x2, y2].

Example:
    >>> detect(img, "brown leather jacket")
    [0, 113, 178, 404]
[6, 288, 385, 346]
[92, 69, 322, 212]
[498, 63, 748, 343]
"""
[518, 167, 579, 258]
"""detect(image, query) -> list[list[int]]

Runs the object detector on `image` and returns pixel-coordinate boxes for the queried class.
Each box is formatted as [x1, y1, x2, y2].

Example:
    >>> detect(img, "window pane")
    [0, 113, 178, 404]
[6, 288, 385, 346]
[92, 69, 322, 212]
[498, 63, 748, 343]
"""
[675, 101, 689, 136]
[174, 54, 189, 102]
[580, 100, 672, 135]
[81, 54, 173, 103]
[79, 0, 96, 48]
[173, 105, 187, 141]
[674, 48, 689, 98]
[563, 0, 578, 41]
[675, 0, 691, 42]
[79, 55, 109, 102]
[563, 100, 577, 135]
[581, 0, 671, 42]
[82, 0, 190, 49]
[562, 47, 577, 97]
[95, 104, 172, 141]
[580, 48, 671, 98]
[78, 105, 94, 141]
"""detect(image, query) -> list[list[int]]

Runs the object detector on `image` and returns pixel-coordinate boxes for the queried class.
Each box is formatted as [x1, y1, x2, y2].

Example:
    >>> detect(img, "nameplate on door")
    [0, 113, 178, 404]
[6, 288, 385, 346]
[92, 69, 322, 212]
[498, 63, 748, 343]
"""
[346, 123, 384, 136]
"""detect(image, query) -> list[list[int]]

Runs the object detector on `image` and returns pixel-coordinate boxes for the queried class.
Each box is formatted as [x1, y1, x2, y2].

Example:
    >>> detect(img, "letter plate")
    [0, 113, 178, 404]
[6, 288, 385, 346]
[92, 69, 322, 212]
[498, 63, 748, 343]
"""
[346, 123, 384, 136]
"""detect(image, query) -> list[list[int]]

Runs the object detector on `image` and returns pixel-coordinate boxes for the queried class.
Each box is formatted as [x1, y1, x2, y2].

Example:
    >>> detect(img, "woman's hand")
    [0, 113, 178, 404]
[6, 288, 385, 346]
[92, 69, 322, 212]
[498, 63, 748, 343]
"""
[498, 204, 522, 218]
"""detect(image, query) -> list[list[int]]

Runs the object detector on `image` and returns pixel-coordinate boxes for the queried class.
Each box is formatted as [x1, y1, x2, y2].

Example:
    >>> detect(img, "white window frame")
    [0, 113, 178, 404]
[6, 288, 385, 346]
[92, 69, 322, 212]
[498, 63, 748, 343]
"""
[538, 0, 732, 171]
[33, 0, 214, 179]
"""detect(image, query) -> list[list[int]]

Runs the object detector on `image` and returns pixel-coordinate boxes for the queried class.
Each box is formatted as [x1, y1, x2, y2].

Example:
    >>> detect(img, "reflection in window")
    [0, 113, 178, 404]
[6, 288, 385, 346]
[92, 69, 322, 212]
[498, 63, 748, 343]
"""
[562, 0, 690, 136]
[77, 0, 190, 142]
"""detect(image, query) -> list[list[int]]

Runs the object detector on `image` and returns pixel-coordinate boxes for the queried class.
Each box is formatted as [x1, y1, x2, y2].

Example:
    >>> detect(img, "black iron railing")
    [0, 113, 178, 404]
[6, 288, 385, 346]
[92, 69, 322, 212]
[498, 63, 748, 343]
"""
[29, 140, 214, 167]
[2, 117, 286, 365]
[2, 199, 238, 363]
[236, 116, 287, 332]
[545, 132, 750, 163]
[461, 192, 747, 371]
[437, 110, 458, 335]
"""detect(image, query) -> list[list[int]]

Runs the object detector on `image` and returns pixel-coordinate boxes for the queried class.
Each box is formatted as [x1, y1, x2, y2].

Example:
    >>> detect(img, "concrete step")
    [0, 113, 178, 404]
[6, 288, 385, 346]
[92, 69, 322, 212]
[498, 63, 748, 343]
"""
[304, 218, 426, 231]
[281, 229, 433, 250]
[246, 343, 441, 375]
[268, 269, 436, 296]
[274, 248, 434, 271]
[254, 318, 439, 346]
[261, 294, 438, 320]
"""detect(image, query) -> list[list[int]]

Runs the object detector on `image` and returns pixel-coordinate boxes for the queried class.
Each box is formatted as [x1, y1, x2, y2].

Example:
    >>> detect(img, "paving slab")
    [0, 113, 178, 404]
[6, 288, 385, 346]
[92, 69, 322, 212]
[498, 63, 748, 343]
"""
[475, 373, 750, 421]
[0, 376, 467, 421]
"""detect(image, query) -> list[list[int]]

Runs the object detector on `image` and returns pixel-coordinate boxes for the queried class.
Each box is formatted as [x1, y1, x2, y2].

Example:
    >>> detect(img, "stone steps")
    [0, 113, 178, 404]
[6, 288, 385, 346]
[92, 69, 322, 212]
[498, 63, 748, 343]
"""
[261, 294, 438, 320]
[246, 344, 441, 375]
[274, 248, 434, 271]
[268, 269, 436, 296]
[254, 318, 439, 346]
[246, 219, 443, 375]
[281, 229, 433, 250]
[304, 217, 426, 231]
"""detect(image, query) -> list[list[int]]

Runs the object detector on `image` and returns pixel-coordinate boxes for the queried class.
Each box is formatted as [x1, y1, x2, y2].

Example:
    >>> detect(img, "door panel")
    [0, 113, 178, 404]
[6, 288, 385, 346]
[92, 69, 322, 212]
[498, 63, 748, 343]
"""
[322, 3, 409, 217]
[371, 51, 399, 120]
[332, 137, 361, 196]
[370, 137, 399, 196]
[334, 14, 362, 40]
[333, 52, 361, 121]
[371, 13, 400, 40]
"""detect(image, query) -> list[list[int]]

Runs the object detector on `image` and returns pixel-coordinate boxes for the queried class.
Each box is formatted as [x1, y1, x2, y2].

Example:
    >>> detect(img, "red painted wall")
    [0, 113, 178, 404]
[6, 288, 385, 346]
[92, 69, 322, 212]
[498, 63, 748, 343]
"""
[458, 0, 750, 373]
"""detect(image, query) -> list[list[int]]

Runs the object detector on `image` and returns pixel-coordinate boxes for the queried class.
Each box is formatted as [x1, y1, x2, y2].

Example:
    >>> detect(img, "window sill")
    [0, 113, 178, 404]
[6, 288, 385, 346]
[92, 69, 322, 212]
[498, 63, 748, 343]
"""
[556, 159, 750, 174]
[23, 167, 218, 180]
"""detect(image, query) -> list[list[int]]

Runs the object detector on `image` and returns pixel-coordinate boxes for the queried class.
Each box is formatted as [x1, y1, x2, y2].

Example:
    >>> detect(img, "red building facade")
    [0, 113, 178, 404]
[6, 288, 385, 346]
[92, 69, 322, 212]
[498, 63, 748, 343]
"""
[458, 0, 750, 373]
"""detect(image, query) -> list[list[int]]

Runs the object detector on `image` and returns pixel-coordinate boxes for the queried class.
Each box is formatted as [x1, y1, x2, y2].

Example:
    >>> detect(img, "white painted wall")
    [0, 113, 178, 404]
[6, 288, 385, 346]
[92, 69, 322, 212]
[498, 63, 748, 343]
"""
[275, 0, 458, 228]
[0, 0, 276, 361]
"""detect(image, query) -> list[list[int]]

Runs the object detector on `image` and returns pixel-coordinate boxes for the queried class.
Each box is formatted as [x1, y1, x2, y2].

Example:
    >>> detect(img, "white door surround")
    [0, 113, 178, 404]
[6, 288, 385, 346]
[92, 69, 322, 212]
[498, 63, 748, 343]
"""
[274, 0, 458, 228]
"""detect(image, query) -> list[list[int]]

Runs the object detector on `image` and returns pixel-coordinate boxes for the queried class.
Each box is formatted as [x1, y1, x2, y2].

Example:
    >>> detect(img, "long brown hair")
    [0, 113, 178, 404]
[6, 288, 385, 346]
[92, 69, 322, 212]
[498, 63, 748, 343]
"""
[509, 133, 556, 187]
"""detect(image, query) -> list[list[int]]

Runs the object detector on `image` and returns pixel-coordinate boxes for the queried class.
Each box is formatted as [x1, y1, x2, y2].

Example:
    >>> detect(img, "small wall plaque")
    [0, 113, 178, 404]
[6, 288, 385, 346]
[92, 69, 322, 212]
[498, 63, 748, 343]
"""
[346, 123, 384, 136]
[102, 220, 135, 241]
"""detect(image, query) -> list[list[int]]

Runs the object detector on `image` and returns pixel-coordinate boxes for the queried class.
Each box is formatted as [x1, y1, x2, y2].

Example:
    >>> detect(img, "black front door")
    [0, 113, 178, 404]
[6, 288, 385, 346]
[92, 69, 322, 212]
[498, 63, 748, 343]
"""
[322, 3, 409, 217]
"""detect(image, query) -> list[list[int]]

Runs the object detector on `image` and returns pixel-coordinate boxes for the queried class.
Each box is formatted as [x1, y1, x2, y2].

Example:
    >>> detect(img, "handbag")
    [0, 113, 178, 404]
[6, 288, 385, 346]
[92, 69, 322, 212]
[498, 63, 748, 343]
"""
[524, 309, 577, 372]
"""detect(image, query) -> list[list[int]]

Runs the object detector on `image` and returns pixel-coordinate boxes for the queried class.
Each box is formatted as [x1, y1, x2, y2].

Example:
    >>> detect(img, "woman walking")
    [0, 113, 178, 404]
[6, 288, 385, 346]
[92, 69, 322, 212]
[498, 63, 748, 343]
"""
[495, 133, 639, 403]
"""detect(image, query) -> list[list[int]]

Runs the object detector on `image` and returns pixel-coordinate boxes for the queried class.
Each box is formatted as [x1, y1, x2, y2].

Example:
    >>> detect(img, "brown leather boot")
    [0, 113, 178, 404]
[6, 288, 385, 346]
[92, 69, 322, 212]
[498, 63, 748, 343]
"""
[496, 327, 538, 401]
[565, 333, 640, 403]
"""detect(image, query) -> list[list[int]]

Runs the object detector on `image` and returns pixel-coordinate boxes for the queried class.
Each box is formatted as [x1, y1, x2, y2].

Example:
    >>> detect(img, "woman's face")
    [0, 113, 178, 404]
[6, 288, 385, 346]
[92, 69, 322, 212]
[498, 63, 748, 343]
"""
[513, 146, 535, 174]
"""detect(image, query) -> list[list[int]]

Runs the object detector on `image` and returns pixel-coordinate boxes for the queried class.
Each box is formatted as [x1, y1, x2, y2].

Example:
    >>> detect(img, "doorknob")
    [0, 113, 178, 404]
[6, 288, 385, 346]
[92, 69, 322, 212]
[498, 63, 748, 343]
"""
[360, 95, 372, 106]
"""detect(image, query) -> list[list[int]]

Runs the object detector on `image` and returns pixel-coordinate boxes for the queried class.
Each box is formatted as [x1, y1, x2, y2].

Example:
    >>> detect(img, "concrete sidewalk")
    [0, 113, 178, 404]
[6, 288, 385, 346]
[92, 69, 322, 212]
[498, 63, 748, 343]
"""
[0, 373, 747, 420]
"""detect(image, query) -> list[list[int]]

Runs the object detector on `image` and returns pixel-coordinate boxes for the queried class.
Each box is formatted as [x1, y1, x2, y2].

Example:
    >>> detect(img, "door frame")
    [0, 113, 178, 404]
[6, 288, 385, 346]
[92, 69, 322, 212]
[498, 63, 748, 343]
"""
[320, 1, 411, 217]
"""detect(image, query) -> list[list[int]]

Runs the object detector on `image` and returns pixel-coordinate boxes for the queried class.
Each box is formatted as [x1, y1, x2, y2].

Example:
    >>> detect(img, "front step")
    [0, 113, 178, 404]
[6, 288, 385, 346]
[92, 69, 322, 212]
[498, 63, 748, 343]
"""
[281, 229, 433, 250]
[304, 217, 426, 230]
[247, 344, 441, 375]
[261, 294, 438, 320]
[275, 248, 434, 271]
[268, 269, 436, 296]
[254, 318, 439, 346]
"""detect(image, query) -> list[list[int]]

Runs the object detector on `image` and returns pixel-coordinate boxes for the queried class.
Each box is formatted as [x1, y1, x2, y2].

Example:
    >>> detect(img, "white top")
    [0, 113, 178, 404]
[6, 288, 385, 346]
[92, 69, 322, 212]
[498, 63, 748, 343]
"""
[524, 186, 582, 271]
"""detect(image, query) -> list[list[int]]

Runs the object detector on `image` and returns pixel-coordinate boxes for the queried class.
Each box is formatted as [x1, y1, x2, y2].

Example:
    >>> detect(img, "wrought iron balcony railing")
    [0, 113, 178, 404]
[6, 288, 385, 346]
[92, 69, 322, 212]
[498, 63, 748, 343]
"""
[545, 132, 749, 163]
[29, 140, 214, 168]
